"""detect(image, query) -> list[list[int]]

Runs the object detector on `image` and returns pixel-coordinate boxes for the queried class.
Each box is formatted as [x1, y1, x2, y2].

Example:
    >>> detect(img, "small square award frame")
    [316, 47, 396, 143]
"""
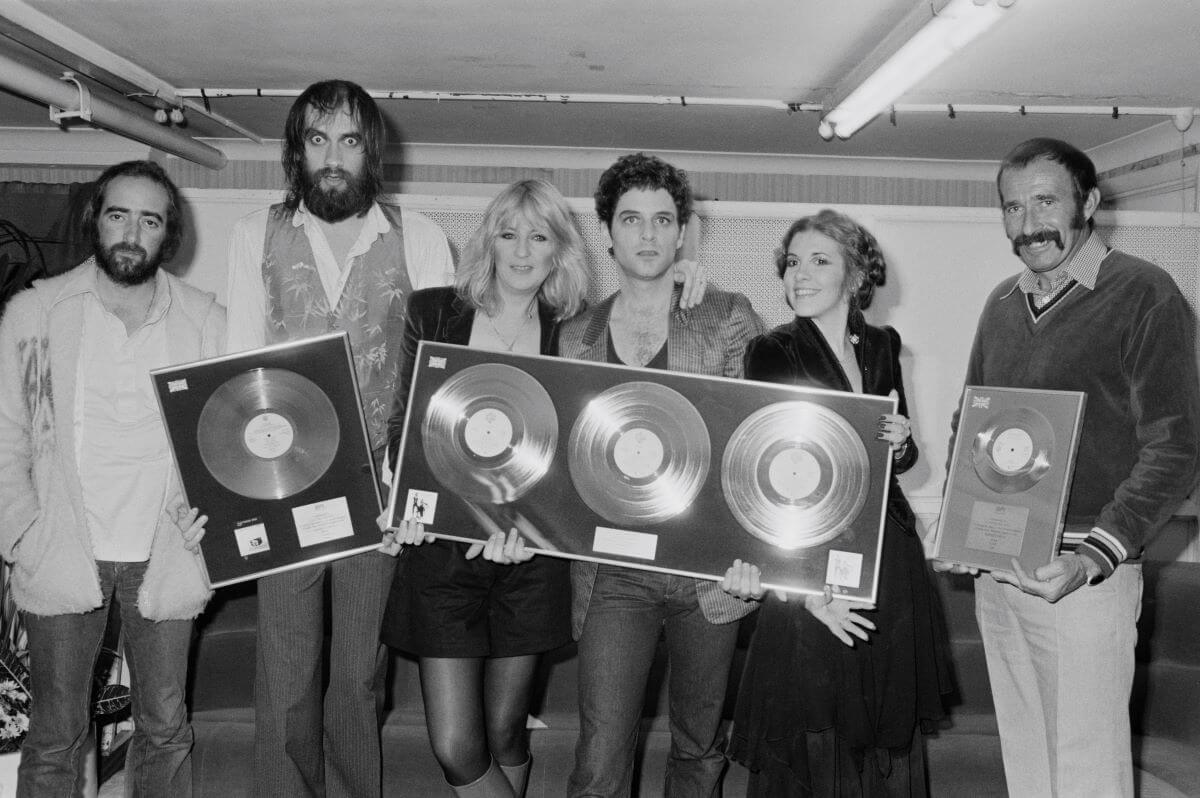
[389, 342, 896, 602]
[152, 332, 383, 587]
[934, 385, 1086, 574]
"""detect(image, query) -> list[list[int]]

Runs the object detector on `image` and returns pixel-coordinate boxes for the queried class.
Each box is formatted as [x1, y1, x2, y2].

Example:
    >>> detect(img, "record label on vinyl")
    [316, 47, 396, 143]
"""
[769, 448, 822, 500]
[613, 428, 665, 479]
[991, 428, 1034, 473]
[244, 412, 295, 459]
[463, 408, 514, 459]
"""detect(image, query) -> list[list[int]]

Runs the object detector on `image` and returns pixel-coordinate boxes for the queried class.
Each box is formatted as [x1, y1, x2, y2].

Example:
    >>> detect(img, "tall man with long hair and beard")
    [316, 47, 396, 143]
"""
[0, 160, 220, 796]
[225, 80, 454, 797]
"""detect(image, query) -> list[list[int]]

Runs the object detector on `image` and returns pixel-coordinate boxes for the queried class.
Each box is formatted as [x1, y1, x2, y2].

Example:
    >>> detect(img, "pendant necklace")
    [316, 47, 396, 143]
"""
[486, 304, 535, 351]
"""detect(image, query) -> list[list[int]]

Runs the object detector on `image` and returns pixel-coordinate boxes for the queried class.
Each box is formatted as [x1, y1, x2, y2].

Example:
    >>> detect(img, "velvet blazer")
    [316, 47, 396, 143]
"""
[743, 310, 918, 521]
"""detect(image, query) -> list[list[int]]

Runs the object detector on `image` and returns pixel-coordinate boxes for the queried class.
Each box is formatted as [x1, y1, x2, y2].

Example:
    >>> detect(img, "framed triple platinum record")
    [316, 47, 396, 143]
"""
[389, 341, 896, 602]
[152, 332, 382, 587]
[934, 386, 1086, 574]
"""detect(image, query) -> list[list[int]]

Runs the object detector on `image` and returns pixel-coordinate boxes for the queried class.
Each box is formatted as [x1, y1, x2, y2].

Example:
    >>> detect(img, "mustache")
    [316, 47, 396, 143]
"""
[108, 243, 148, 260]
[1012, 229, 1064, 253]
[315, 167, 352, 183]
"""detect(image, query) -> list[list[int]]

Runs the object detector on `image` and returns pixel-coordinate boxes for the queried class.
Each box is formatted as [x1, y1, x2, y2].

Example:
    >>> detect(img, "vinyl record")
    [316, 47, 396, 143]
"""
[568, 381, 710, 525]
[971, 406, 1055, 493]
[722, 401, 870, 549]
[197, 367, 341, 501]
[422, 363, 557, 503]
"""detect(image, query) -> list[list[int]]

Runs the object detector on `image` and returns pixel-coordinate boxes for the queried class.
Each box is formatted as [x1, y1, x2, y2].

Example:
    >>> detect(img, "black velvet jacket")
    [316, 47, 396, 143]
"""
[385, 286, 560, 464]
[743, 310, 918, 521]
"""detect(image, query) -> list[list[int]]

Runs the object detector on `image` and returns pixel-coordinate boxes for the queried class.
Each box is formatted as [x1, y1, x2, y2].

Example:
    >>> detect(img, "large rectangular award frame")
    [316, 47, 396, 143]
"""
[388, 342, 896, 602]
[934, 385, 1086, 574]
[152, 332, 383, 587]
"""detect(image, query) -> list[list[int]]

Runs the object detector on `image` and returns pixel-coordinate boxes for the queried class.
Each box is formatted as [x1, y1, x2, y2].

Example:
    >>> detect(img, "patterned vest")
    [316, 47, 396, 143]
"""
[260, 203, 413, 451]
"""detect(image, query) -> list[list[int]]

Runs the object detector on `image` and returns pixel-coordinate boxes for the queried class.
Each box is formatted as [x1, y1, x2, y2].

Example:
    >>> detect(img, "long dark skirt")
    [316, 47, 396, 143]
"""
[728, 504, 949, 796]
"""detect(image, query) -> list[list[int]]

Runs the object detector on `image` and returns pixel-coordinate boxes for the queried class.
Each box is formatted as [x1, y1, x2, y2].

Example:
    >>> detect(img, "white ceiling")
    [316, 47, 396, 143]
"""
[1, 0, 1199, 163]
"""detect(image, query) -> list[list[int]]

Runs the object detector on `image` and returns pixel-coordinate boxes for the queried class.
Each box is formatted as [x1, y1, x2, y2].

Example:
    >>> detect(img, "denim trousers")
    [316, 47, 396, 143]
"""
[567, 566, 740, 798]
[17, 560, 194, 798]
[976, 563, 1142, 798]
[253, 551, 394, 798]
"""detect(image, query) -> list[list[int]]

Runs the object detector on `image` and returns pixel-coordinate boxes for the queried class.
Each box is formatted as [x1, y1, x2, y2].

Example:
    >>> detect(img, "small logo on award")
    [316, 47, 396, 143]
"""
[429, 356, 447, 369]
[972, 395, 991, 409]
[406, 489, 439, 523]
[167, 378, 189, 393]
[235, 523, 270, 556]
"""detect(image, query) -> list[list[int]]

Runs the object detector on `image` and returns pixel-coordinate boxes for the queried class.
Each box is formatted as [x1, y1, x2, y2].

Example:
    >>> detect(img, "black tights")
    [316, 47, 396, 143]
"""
[418, 654, 538, 786]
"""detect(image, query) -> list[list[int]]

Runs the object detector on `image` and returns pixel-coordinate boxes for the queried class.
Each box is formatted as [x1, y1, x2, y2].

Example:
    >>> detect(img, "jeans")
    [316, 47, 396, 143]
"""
[17, 560, 194, 798]
[253, 551, 394, 798]
[976, 563, 1142, 798]
[567, 566, 740, 798]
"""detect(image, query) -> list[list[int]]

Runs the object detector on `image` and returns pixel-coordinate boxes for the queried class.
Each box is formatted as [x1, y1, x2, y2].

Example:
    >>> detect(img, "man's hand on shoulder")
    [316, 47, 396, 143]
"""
[991, 552, 1099, 603]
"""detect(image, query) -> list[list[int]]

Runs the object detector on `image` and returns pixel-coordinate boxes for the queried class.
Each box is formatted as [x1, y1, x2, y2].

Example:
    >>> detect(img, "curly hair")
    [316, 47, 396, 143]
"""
[282, 80, 386, 211]
[83, 160, 183, 262]
[594, 153, 692, 231]
[455, 179, 589, 321]
[774, 209, 887, 311]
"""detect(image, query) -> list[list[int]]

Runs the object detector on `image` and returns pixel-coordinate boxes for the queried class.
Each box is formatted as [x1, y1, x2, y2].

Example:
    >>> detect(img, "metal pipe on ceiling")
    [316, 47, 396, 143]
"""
[178, 88, 805, 111]
[0, 51, 227, 170]
[177, 87, 1199, 130]
[0, 0, 264, 142]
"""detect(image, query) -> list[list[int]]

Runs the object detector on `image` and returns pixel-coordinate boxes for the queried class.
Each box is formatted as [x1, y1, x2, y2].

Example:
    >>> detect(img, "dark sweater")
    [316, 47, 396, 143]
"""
[964, 245, 1200, 576]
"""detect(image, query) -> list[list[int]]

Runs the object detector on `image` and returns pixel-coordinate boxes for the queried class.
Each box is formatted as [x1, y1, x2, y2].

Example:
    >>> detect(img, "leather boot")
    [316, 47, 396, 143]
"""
[500, 754, 531, 798]
[450, 758, 514, 797]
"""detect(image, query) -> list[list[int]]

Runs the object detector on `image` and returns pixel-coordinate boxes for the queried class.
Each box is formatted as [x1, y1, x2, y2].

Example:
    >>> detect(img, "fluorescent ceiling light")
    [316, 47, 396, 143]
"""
[820, 0, 1017, 140]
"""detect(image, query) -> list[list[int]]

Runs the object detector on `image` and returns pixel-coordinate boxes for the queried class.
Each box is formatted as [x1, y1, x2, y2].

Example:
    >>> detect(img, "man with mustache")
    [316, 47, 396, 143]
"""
[0, 160, 221, 795]
[225, 80, 453, 797]
[943, 138, 1200, 796]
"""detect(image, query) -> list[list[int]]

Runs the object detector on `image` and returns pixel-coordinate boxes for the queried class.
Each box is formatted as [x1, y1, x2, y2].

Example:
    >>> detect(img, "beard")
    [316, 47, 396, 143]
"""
[93, 237, 162, 287]
[301, 166, 373, 222]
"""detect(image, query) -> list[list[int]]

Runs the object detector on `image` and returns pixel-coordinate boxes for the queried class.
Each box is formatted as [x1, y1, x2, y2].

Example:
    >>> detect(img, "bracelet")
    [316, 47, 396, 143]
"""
[892, 438, 910, 460]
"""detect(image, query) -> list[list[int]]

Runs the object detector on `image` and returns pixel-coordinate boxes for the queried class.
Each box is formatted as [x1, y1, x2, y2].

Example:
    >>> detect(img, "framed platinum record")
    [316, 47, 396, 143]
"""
[934, 385, 1086, 574]
[152, 332, 383, 587]
[389, 341, 897, 602]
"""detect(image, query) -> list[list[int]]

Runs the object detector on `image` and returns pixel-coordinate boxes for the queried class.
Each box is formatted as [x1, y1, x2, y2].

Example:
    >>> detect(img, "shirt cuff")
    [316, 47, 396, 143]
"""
[1075, 526, 1126, 581]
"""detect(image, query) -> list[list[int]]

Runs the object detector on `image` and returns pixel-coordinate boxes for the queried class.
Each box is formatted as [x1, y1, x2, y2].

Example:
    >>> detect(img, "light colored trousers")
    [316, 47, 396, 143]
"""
[975, 563, 1142, 798]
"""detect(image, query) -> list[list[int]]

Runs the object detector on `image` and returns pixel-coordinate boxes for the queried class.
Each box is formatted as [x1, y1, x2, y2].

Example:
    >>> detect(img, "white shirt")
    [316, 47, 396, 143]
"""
[224, 201, 454, 354]
[74, 265, 173, 561]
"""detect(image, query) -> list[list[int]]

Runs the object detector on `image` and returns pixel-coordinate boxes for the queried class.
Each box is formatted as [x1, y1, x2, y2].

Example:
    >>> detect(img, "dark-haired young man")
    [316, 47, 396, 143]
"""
[225, 80, 453, 797]
[944, 137, 1200, 796]
[560, 153, 765, 796]
[0, 160, 221, 796]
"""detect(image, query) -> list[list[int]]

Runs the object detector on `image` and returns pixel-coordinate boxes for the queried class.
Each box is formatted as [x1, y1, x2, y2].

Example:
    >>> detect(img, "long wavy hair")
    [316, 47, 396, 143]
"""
[455, 179, 589, 321]
[774, 209, 887, 311]
[281, 80, 385, 211]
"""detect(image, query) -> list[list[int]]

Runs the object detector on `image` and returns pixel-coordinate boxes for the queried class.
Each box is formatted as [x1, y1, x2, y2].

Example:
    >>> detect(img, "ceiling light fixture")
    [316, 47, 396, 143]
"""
[819, 0, 1018, 141]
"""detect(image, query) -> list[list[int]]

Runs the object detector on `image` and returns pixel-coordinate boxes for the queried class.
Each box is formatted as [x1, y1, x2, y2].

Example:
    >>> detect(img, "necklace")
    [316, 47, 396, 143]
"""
[485, 304, 536, 351]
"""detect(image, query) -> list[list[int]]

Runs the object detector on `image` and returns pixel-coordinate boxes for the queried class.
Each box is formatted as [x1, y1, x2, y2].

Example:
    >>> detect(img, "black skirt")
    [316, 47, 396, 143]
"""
[727, 493, 950, 791]
[381, 539, 571, 658]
